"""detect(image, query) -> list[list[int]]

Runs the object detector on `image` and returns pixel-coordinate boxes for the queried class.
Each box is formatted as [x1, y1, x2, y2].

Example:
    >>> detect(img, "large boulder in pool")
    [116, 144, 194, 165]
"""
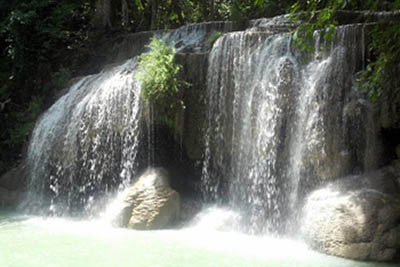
[301, 166, 400, 262]
[119, 168, 180, 230]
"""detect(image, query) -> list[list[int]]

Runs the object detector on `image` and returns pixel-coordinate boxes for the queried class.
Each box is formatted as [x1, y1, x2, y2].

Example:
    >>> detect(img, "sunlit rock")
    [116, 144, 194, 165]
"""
[302, 167, 400, 261]
[119, 168, 180, 230]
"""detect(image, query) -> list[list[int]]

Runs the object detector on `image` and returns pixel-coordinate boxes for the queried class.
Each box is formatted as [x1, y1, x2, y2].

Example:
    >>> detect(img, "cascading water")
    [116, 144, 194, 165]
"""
[202, 31, 296, 234]
[21, 13, 381, 237]
[4, 16, 399, 267]
[24, 59, 143, 215]
[201, 23, 380, 235]
[22, 22, 236, 217]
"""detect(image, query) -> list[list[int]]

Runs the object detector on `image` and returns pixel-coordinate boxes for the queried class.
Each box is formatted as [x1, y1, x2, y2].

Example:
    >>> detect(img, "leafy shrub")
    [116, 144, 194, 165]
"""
[289, 0, 400, 101]
[357, 21, 400, 101]
[207, 31, 223, 49]
[289, 0, 342, 54]
[136, 37, 181, 103]
[135, 37, 189, 126]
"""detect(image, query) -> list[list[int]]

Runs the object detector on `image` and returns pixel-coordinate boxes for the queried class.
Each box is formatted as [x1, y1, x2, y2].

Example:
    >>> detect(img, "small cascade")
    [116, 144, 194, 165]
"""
[286, 55, 331, 226]
[146, 103, 156, 167]
[202, 31, 296, 234]
[24, 59, 143, 215]
[163, 21, 238, 53]
[286, 25, 378, 228]
[201, 23, 380, 235]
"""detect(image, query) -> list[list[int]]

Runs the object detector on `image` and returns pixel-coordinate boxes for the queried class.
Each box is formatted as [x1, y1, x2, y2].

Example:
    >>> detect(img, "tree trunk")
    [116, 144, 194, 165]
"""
[210, 0, 215, 21]
[151, 0, 158, 30]
[93, 0, 112, 30]
[121, 0, 129, 27]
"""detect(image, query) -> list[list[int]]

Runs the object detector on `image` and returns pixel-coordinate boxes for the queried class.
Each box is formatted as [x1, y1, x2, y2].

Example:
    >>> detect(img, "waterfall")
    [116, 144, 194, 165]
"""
[22, 21, 236, 216]
[202, 31, 296, 234]
[201, 24, 379, 235]
[21, 15, 380, 234]
[24, 59, 143, 215]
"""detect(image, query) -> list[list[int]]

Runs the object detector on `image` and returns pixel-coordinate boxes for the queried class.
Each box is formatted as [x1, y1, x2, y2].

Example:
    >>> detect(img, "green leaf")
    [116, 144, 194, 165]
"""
[254, 0, 264, 8]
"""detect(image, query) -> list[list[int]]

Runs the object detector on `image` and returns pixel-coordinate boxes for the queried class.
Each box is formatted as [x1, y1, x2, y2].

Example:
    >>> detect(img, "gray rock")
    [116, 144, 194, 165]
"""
[0, 164, 27, 191]
[396, 144, 400, 159]
[119, 168, 180, 230]
[179, 197, 202, 225]
[302, 167, 400, 261]
[0, 187, 21, 207]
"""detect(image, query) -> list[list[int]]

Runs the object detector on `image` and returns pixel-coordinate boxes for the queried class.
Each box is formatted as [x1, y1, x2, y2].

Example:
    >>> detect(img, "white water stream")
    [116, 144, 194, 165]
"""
[201, 24, 378, 234]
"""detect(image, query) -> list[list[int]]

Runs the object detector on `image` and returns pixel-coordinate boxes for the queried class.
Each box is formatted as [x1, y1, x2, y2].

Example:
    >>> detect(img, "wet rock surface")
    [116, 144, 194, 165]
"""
[0, 187, 21, 207]
[0, 164, 27, 191]
[118, 168, 180, 230]
[302, 166, 400, 262]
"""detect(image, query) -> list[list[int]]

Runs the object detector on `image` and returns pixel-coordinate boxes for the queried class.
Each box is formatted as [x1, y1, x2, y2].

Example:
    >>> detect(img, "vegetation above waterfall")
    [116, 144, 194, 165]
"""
[135, 37, 188, 127]
[290, 0, 400, 101]
[136, 37, 181, 104]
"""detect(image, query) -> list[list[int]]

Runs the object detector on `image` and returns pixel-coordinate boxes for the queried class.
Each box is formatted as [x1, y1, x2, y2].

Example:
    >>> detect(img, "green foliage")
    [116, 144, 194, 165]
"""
[0, 0, 94, 174]
[6, 96, 43, 148]
[289, 0, 346, 54]
[290, 0, 400, 101]
[135, 37, 189, 127]
[1, 0, 91, 97]
[207, 31, 223, 49]
[357, 20, 400, 101]
[136, 37, 181, 103]
[131, 0, 295, 27]
[229, 0, 291, 21]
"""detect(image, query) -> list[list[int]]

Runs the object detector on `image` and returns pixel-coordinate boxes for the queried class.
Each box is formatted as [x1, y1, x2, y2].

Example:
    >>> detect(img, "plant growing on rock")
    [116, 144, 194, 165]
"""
[207, 31, 223, 49]
[136, 37, 180, 103]
[135, 37, 189, 127]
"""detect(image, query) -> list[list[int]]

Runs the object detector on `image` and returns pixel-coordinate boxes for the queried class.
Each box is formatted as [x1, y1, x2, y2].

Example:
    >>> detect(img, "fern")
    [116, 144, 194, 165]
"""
[135, 37, 190, 127]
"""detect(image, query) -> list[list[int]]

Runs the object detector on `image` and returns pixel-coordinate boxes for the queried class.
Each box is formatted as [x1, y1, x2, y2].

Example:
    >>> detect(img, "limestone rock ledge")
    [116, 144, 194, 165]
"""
[118, 168, 180, 230]
[301, 166, 400, 262]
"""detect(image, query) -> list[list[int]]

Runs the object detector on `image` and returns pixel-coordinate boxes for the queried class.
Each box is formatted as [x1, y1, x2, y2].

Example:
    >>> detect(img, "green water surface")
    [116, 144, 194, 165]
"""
[0, 210, 397, 267]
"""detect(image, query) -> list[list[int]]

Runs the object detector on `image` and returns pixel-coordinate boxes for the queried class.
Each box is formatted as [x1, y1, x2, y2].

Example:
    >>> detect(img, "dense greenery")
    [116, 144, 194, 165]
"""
[289, 0, 400, 101]
[135, 37, 187, 128]
[0, 0, 93, 174]
[136, 37, 181, 103]
[358, 12, 400, 100]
